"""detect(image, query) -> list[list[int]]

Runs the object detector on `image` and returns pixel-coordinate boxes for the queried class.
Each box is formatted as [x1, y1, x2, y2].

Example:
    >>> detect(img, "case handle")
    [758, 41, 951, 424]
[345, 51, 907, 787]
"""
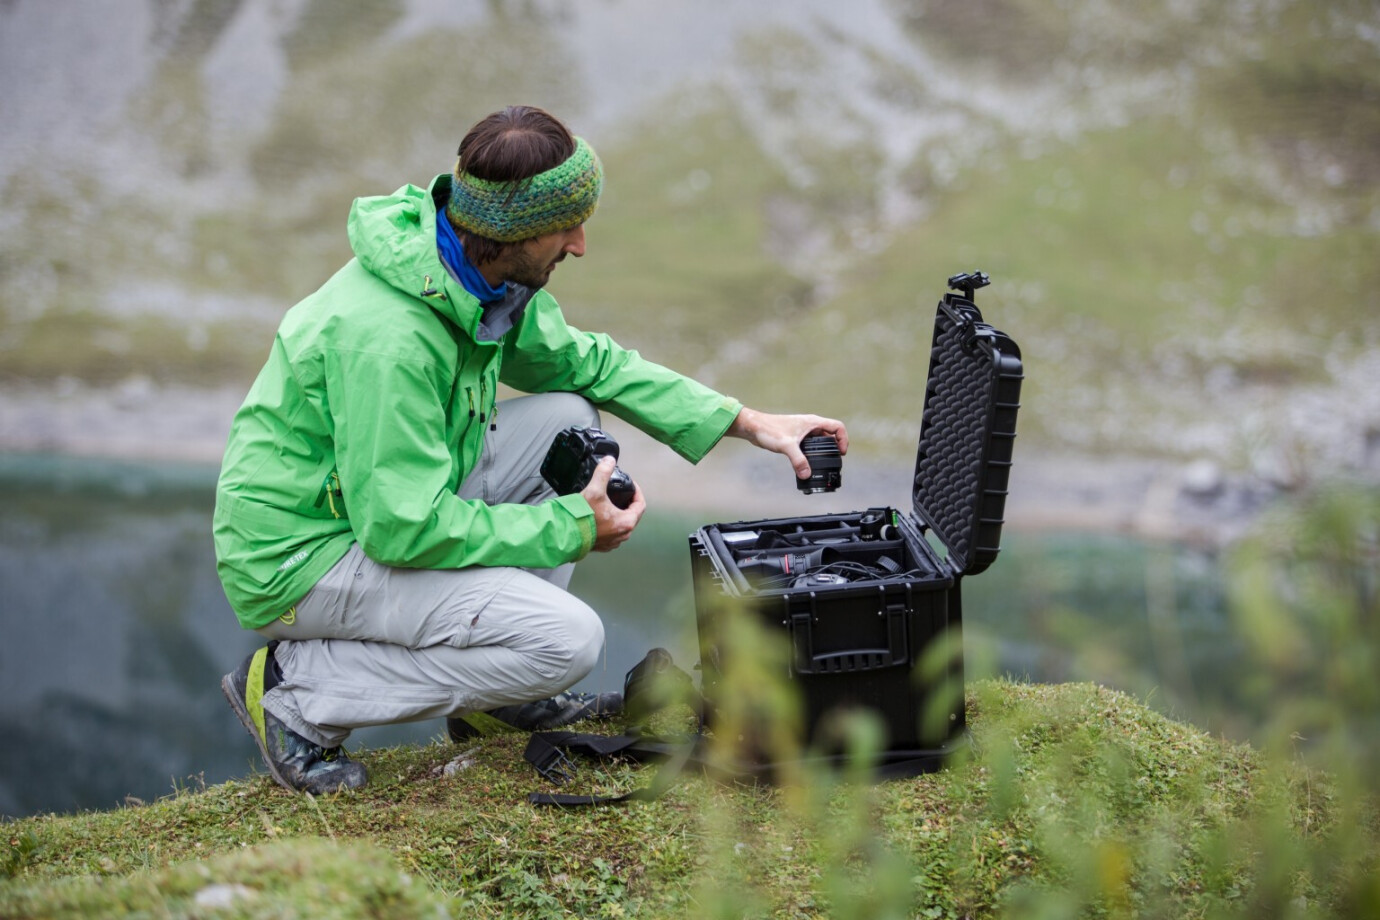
[789, 603, 911, 675]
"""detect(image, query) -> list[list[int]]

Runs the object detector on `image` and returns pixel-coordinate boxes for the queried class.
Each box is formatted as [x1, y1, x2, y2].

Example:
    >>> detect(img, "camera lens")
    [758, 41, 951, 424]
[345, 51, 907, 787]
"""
[859, 509, 885, 540]
[798, 435, 842, 494]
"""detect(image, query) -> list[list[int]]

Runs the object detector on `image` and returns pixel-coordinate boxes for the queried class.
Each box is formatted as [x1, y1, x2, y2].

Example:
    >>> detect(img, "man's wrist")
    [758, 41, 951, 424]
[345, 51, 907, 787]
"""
[728, 406, 760, 440]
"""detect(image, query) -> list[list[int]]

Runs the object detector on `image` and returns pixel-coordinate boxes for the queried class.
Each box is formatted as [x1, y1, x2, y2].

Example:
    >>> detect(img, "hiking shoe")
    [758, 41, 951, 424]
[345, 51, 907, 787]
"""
[222, 644, 367, 794]
[447, 690, 624, 742]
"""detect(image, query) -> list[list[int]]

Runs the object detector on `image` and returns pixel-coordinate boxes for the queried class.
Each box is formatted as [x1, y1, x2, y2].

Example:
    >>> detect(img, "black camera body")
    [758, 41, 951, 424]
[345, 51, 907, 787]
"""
[540, 426, 636, 510]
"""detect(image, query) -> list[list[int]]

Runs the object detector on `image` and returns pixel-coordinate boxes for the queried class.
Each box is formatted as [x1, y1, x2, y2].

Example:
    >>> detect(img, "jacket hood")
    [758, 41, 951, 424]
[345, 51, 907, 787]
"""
[347, 174, 475, 332]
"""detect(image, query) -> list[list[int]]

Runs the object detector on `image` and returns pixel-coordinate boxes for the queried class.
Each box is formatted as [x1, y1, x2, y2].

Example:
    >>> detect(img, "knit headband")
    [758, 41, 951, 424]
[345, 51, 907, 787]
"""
[447, 136, 602, 242]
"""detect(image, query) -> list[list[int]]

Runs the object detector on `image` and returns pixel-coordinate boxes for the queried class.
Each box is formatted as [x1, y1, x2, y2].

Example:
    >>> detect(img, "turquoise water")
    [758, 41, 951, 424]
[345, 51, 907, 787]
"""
[0, 456, 1239, 819]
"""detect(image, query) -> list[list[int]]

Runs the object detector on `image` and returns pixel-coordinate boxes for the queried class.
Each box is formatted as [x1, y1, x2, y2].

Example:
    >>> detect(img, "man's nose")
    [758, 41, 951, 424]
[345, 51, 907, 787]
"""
[563, 224, 586, 258]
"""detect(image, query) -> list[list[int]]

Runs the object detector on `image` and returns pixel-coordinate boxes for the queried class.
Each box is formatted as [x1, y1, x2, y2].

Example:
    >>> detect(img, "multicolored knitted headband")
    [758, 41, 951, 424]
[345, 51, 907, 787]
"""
[447, 136, 603, 242]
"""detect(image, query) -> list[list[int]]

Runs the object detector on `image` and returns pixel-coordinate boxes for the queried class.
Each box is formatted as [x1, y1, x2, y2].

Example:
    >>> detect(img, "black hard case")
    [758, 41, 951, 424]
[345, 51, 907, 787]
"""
[689, 282, 1023, 767]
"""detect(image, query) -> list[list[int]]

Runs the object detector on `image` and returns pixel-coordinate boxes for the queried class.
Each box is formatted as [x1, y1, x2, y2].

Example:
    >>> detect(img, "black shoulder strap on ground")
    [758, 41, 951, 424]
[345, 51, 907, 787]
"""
[524, 729, 707, 807]
[526, 647, 713, 807]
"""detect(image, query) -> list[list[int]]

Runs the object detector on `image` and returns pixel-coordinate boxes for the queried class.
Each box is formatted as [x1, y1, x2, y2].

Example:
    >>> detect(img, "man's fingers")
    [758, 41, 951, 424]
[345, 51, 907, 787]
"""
[580, 456, 617, 505]
[589, 455, 615, 486]
[587, 459, 645, 552]
[786, 446, 811, 479]
[790, 420, 847, 478]
[818, 419, 848, 454]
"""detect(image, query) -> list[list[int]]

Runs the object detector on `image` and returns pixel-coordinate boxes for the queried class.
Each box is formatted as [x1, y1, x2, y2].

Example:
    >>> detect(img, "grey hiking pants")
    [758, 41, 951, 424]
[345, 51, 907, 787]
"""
[255, 392, 605, 749]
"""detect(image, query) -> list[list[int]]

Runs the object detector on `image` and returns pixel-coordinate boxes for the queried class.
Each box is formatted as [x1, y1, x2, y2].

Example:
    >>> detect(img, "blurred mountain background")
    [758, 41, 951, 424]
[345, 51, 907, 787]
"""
[1, 0, 1377, 511]
[2, 0, 1379, 822]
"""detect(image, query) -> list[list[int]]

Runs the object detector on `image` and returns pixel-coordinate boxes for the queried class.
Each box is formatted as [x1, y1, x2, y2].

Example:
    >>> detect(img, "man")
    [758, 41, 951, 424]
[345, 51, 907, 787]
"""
[215, 105, 847, 794]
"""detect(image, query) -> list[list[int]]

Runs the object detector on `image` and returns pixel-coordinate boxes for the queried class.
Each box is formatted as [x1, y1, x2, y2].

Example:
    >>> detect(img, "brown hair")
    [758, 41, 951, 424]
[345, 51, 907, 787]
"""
[448, 105, 576, 264]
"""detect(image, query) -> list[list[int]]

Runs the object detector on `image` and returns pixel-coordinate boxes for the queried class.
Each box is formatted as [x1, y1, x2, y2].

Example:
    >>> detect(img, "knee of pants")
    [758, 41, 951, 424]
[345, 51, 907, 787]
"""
[542, 606, 605, 695]
[547, 391, 600, 430]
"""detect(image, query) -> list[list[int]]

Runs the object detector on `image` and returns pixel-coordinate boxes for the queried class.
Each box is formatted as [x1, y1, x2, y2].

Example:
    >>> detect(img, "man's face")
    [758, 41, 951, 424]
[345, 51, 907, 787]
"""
[502, 224, 586, 289]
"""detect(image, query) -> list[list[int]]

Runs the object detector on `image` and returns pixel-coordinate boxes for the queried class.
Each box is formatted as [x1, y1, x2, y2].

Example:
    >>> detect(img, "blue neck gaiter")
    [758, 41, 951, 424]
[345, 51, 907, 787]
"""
[436, 209, 506, 303]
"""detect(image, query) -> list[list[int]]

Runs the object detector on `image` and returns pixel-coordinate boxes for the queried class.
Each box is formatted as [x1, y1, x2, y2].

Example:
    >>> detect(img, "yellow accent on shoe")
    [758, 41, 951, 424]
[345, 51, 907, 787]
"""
[246, 646, 269, 744]
[280, 606, 296, 626]
[457, 711, 514, 737]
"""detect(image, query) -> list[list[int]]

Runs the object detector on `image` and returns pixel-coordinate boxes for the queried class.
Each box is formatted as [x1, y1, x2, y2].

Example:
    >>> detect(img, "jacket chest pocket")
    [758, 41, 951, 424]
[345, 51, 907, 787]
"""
[449, 360, 498, 454]
[314, 469, 346, 519]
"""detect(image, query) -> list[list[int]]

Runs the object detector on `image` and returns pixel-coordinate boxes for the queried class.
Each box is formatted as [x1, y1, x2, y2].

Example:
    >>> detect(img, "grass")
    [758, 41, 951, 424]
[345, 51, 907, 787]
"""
[0, 679, 1374, 919]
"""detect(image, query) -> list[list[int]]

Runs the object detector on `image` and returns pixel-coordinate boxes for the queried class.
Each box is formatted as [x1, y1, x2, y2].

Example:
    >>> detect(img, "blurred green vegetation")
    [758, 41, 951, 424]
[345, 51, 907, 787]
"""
[689, 478, 1379, 915]
[1228, 483, 1380, 771]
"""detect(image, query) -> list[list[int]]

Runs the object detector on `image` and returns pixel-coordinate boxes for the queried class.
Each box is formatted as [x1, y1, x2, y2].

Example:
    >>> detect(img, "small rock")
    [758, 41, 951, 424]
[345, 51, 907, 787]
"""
[113, 375, 155, 410]
[194, 883, 255, 908]
[1181, 459, 1224, 498]
[443, 756, 475, 776]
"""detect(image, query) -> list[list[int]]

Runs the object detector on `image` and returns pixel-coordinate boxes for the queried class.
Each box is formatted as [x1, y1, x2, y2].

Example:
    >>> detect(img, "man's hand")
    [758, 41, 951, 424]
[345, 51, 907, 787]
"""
[581, 456, 646, 552]
[726, 407, 849, 480]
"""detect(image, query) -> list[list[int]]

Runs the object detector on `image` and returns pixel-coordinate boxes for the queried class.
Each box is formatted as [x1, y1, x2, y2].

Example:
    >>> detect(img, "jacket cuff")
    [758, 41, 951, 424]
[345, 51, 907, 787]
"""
[672, 396, 743, 463]
[552, 493, 597, 559]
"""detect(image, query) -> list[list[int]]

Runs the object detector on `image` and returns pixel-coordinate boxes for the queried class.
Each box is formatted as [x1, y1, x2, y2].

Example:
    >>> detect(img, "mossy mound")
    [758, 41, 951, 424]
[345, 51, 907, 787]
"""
[3, 679, 1375, 918]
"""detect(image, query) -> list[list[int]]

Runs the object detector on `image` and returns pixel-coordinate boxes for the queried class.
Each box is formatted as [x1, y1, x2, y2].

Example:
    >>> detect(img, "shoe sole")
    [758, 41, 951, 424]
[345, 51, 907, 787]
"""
[221, 672, 296, 793]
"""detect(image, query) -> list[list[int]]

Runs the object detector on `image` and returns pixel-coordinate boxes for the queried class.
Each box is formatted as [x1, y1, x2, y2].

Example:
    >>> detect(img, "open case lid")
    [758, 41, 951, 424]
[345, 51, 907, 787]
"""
[911, 272, 1024, 577]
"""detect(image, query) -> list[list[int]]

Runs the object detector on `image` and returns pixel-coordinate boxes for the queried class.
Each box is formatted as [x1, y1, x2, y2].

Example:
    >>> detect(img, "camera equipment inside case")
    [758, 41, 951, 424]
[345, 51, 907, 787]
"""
[689, 271, 1023, 771]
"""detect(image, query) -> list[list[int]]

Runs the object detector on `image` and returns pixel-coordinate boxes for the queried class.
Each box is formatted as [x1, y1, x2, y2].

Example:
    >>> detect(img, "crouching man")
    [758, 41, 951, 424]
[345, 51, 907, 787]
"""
[214, 105, 847, 793]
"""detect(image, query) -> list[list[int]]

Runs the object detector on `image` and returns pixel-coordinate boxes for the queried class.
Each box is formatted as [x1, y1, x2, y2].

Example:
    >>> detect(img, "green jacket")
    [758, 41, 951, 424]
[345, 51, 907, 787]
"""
[214, 175, 742, 629]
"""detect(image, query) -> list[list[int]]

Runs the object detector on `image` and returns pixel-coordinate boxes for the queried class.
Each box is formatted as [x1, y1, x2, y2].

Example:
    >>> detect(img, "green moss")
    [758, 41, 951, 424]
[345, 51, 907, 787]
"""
[1, 838, 446, 919]
[2, 681, 1374, 919]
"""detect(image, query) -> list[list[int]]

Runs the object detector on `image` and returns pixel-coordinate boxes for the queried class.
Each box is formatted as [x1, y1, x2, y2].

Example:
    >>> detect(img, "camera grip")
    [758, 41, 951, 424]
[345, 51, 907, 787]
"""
[540, 426, 636, 509]
[606, 468, 636, 510]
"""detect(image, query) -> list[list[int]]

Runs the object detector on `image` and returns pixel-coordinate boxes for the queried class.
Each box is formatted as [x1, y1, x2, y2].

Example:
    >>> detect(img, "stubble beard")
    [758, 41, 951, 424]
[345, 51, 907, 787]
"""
[505, 249, 560, 290]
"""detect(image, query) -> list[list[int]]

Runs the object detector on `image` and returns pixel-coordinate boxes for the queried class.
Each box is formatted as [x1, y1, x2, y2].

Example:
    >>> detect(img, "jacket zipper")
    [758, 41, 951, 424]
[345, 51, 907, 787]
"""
[315, 471, 344, 519]
[483, 372, 498, 431]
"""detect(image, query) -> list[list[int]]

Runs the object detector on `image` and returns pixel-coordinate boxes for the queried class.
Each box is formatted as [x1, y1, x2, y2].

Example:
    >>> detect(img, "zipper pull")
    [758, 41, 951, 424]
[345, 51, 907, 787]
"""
[419, 275, 446, 299]
[322, 471, 343, 519]
[490, 402, 498, 432]
[466, 386, 475, 418]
